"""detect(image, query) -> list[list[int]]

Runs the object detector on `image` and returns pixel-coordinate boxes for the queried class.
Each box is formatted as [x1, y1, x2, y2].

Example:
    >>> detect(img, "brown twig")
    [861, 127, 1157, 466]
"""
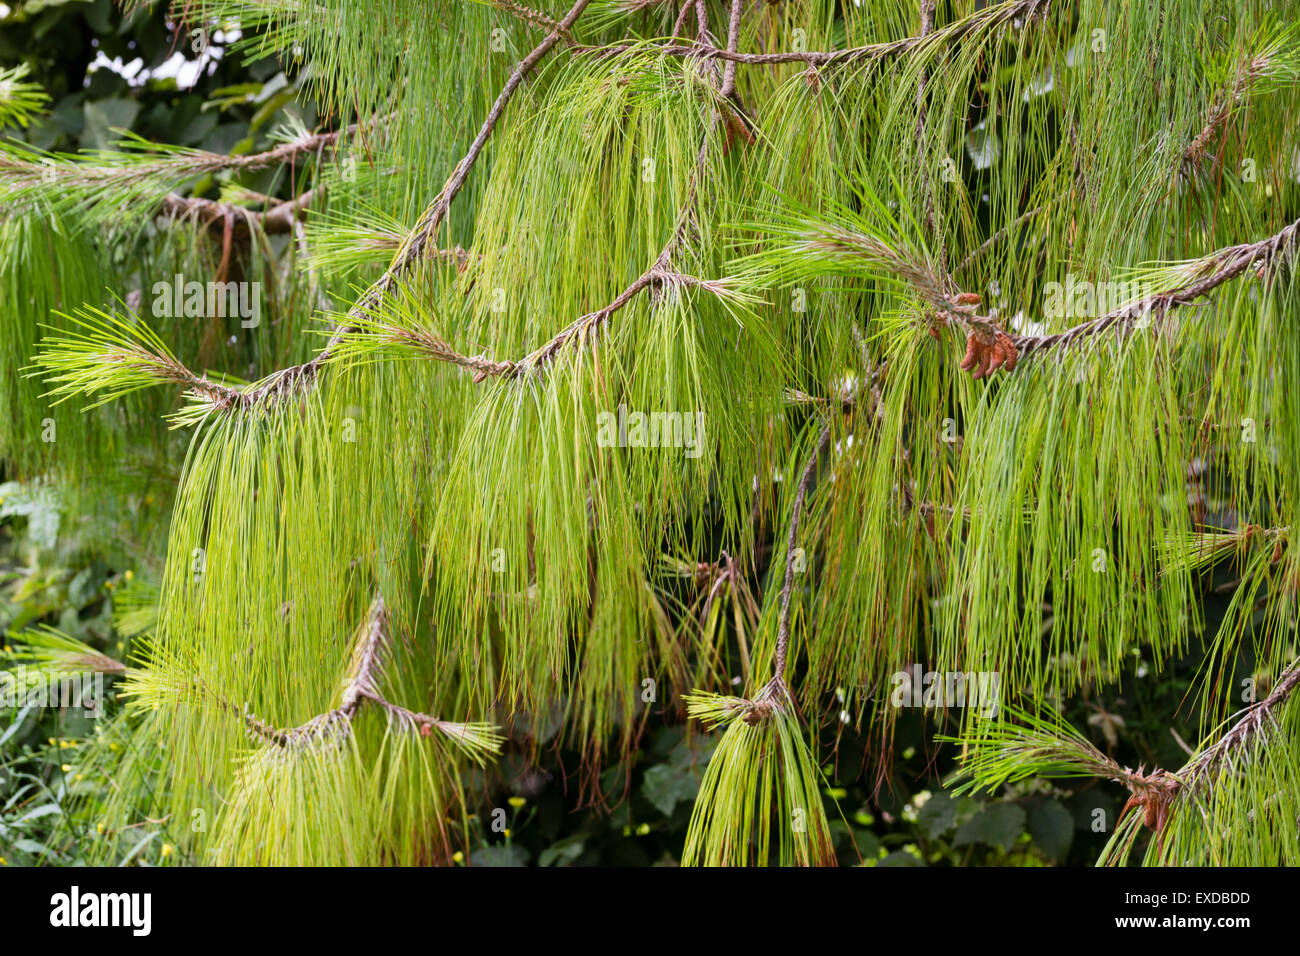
[915, 0, 941, 253]
[491, 0, 576, 41]
[1182, 663, 1300, 789]
[1107, 660, 1300, 836]
[671, 0, 694, 39]
[159, 192, 312, 236]
[954, 198, 1058, 273]
[576, 0, 1048, 67]
[1, 126, 349, 192]
[772, 423, 833, 681]
[1012, 215, 1300, 360]
[719, 0, 744, 100]
[1182, 50, 1278, 174]
[185, 597, 491, 750]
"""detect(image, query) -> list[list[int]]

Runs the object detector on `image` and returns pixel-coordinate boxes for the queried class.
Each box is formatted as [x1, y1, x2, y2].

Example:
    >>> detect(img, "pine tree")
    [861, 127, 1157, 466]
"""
[2, 0, 1299, 866]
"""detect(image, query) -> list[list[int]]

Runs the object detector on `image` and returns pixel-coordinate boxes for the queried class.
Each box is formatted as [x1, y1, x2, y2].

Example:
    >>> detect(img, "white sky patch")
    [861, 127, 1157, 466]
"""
[86, 25, 242, 90]
[1006, 310, 1048, 338]
[1023, 69, 1054, 102]
[965, 119, 1000, 170]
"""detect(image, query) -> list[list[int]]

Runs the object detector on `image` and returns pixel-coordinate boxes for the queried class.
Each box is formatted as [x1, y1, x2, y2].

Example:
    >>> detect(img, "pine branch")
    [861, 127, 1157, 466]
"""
[0, 64, 48, 129]
[513, 216, 712, 374]
[195, 679, 295, 748]
[1012, 214, 1300, 359]
[954, 198, 1060, 273]
[770, 202, 1298, 378]
[1110, 662, 1300, 838]
[490, 0, 577, 41]
[693, 0, 712, 45]
[1182, 662, 1300, 790]
[31, 1, 592, 415]
[506, 1, 751, 375]
[1, 627, 128, 679]
[961, 659, 1300, 841]
[1182, 37, 1299, 175]
[719, 0, 744, 101]
[158, 187, 322, 236]
[176, 0, 598, 411]
[30, 306, 255, 417]
[395, 0, 595, 271]
[915, 0, 943, 260]
[281, 0, 749, 385]
[0, 125, 347, 201]
[578, 0, 1050, 66]
[46, 0, 1050, 411]
[1168, 524, 1289, 573]
[683, 679, 836, 865]
[672, 1, 695, 40]
[772, 422, 834, 683]
[172, 598, 503, 763]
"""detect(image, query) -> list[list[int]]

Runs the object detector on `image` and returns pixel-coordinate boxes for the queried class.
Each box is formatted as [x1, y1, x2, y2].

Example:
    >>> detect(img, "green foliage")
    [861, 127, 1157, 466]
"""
[3, 0, 1300, 868]
[0, 64, 47, 130]
[682, 683, 836, 866]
